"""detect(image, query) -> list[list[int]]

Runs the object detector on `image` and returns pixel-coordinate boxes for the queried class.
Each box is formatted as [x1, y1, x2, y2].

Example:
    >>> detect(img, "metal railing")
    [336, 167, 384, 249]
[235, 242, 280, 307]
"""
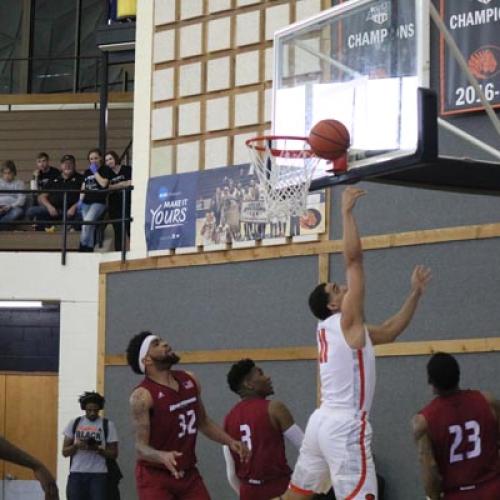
[0, 186, 133, 265]
[0, 56, 133, 95]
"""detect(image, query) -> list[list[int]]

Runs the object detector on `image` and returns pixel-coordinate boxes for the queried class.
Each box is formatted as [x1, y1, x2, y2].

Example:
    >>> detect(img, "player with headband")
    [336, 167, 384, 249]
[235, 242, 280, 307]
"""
[126, 331, 249, 499]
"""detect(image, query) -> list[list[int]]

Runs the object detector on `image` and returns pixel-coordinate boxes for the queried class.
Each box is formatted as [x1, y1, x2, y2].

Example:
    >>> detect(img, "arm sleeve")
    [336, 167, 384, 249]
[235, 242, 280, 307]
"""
[222, 445, 240, 494]
[107, 421, 119, 443]
[12, 181, 26, 207]
[63, 419, 75, 439]
[283, 423, 304, 450]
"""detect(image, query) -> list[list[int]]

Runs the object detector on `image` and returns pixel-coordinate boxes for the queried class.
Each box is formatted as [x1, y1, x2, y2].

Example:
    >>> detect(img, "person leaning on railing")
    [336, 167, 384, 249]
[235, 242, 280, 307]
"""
[105, 150, 132, 251]
[26, 154, 83, 230]
[78, 149, 115, 252]
[0, 160, 26, 230]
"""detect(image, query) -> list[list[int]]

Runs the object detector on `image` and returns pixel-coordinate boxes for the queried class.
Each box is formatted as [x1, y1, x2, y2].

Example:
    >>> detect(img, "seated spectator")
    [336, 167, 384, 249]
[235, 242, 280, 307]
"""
[33, 152, 59, 191]
[105, 150, 132, 251]
[79, 149, 114, 252]
[27, 155, 83, 229]
[0, 160, 25, 230]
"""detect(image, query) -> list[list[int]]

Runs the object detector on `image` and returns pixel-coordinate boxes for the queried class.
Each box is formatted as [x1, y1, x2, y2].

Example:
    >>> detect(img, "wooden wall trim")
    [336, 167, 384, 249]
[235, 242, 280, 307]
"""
[0, 92, 133, 105]
[104, 337, 500, 366]
[97, 274, 107, 394]
[100, 222, 500, 274]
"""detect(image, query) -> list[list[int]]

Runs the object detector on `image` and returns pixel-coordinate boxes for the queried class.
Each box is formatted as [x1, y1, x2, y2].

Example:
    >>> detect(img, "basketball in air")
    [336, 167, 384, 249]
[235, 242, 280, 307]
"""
[308, 119, 350, 160]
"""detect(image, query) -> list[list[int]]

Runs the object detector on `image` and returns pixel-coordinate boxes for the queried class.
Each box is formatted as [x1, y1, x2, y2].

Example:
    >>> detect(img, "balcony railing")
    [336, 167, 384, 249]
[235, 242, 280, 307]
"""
[0, 186, 133, 265]
[0, 56, 133, 95]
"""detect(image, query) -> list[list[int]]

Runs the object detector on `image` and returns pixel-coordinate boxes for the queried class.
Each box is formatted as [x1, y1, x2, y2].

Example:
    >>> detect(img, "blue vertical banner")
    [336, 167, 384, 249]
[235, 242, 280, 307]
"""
[145, 172, 198, 250]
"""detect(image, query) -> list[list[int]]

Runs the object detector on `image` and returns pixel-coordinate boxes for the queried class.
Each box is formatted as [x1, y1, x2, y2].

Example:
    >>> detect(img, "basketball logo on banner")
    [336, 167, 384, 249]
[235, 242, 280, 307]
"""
[440, 0, 500, 115]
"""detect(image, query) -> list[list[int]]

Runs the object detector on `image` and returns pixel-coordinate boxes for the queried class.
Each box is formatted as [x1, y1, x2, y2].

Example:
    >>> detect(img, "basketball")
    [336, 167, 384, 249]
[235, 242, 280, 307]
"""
[308, 119, 350, 160]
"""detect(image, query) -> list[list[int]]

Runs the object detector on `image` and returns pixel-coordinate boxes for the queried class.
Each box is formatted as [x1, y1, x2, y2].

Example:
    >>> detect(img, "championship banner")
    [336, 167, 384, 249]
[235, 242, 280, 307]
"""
[337, 0, 416, 79]
[145, 173, 198, 250]
[440, 0, 500, 115]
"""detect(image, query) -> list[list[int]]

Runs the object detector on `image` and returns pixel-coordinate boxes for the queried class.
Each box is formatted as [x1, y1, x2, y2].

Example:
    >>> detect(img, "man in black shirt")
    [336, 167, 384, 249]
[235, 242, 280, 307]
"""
[33, 152, 59, 191]
[27, 154, 83, 229]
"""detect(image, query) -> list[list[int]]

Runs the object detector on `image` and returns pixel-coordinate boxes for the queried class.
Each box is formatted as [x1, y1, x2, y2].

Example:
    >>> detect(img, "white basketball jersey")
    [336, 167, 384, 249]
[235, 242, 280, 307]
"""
[317, 313, 376, 415]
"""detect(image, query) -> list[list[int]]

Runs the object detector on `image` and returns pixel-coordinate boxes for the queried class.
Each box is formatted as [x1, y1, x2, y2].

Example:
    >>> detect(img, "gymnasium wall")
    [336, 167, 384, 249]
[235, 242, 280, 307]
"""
[103, 180, 500, 499]
[104, 256, 319, 500]
[104, 1, 500, 499]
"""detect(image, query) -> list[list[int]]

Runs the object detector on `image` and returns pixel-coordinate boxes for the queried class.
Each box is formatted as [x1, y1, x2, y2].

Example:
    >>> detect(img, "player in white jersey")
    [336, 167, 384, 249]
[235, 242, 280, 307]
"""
[284, 187, 431, 500]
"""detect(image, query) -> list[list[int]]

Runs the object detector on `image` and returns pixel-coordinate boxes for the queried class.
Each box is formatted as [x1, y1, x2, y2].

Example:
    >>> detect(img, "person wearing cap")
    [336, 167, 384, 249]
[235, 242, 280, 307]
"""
[126, 331, 250, 499]
[27, 154, 83, 229]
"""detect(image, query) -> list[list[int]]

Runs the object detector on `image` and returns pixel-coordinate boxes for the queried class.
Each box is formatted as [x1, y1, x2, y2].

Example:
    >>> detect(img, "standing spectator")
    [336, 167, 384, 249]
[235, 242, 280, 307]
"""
[32, 152, 59, 191]
[104, 151, 132, 251]
[79, 149, 114, 252]
[27, 155, 83, 229]
[0, 160, 25, 230]
[62, 391, 120, 500]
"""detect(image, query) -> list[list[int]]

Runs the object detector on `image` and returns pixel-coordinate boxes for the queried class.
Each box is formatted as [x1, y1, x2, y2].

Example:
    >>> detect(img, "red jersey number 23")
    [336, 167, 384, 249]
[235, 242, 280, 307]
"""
[448, 420, 481, 464]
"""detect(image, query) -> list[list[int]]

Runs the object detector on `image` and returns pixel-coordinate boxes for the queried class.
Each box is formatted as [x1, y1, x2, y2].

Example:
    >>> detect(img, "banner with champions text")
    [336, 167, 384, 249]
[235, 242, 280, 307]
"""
[440, 0, 500, 115]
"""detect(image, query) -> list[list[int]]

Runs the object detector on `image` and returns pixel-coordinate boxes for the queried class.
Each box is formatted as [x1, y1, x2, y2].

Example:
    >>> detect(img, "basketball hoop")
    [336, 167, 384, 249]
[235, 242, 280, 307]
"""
[246, 135, 320, 220]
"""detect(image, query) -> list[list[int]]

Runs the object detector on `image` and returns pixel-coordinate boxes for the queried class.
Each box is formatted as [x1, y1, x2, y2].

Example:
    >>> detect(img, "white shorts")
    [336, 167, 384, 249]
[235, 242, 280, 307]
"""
[289, 407, 377, 499]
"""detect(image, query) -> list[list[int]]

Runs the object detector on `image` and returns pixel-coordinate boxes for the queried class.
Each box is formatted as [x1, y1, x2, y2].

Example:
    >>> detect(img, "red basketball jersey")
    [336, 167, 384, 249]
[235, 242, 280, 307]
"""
[137, 371, 200, 471]
[224, 398, 291, 484]
[419, 390, 500, 492]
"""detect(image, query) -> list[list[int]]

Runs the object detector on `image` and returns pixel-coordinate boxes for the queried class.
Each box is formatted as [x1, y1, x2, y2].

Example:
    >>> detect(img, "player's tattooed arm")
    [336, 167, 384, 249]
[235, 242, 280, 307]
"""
[412, 414, 441, 500]
[367, 265, 431, 345]
[129, 387, 183, 478]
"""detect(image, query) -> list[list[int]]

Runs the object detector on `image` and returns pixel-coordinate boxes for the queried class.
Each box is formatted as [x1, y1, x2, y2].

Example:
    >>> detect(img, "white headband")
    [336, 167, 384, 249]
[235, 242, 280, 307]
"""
[138, 335, 158, 374]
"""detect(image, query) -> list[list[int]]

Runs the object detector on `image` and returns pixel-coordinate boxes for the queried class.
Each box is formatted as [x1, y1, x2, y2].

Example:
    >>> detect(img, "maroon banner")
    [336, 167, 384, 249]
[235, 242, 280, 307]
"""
[440, 0, 500, 116]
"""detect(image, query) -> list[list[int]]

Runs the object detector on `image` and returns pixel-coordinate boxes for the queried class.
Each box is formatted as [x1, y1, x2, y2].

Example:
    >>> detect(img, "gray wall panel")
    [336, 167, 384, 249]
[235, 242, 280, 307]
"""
[329, 183, 500, 239]
[105, 360, 316, 500]
[372, 352, 500, 499]
[330, 238, 500, 341]
[105, 256, 318, 355]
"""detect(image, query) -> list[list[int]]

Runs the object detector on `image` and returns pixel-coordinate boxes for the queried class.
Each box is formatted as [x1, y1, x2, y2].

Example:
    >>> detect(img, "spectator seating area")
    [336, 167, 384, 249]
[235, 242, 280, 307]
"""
[0, 105, 132, 252]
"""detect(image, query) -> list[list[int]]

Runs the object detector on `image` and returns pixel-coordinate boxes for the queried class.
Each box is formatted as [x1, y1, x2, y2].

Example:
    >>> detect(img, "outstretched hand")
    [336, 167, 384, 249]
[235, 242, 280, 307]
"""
[411, 265, 432, 294]
[341, 187, 366, 213]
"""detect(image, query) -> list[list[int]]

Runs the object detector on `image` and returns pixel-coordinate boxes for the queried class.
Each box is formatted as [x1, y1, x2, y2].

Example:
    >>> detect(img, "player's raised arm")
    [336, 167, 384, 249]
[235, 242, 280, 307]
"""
[129, 387, 183, 478]
[411, 414, 442, 500]
[339, 187, 367, 349]
[368, 265, 431, 345]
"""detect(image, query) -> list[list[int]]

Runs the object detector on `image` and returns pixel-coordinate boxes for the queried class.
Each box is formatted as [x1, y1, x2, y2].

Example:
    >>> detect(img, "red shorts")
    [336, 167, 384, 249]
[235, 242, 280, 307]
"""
[444, 475, 500, 500]
[135, 463, 210, 500]
[239, 476, 290, 500]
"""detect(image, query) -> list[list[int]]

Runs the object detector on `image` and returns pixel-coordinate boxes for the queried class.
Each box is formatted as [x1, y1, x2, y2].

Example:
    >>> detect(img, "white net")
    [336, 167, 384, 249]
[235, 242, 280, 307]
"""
[246, 136, 320, 221]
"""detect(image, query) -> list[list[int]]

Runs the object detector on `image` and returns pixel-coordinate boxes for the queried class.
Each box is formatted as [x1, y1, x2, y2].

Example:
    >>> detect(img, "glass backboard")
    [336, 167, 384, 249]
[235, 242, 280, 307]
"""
[273, 0, 429, 181]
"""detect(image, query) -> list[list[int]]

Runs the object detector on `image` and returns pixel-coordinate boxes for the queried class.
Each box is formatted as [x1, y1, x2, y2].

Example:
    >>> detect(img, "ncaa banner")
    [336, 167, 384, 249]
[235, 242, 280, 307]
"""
[440, 0, 500, 115]
[145, 172, 198, 250]
[337, 0, 416, 79]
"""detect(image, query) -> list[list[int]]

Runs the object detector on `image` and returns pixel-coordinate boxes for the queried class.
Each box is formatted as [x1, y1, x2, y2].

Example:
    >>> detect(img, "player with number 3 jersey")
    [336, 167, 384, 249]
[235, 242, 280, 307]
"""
[224, 359, 304, 499]
[126, 331, 250, 500]
[413, 352, 500, 500]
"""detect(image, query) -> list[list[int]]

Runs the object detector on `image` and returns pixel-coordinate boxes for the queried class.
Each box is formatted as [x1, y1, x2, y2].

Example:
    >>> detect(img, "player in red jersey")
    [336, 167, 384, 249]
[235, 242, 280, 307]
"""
[412, 352, 500, 500]
[223, 359, 304, 500]
[126, 331, 249, 500]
